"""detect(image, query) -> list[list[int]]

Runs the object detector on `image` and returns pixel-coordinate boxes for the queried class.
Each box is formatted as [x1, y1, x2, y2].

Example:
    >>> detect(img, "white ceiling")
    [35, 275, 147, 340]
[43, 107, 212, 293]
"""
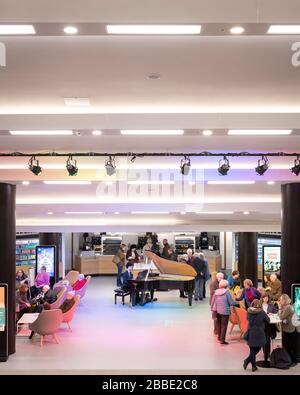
[0, 0, 300, 231]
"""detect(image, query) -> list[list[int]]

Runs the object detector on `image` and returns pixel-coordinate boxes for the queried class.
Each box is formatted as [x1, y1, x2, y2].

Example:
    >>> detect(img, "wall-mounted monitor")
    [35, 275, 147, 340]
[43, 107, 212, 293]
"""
[262, 245, 281, 285]
[0, 283, 8, 361]
[35, 245, 56, 278]
[292, 284, 300, 320]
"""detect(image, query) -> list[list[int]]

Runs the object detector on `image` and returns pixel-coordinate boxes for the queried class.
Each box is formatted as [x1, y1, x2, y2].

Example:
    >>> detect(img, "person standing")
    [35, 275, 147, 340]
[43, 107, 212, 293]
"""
[243, 299, 270, 371]
[199, 252, 209, 299]
[260, 292, 278, 362]
[167, 248, 178, 262]
[211, 279, 238, 344]
[161, 239, 171, 258]
[192, 253, 206, 301]
[236, 279, 261, 309]
[186, 248, 194, 265]
[113, 244, 126, 287]
[279, 293, 299, 366]
[265, 273, 282, 301]
[210, 272, 225, 335]
[126, 244, 140, 264]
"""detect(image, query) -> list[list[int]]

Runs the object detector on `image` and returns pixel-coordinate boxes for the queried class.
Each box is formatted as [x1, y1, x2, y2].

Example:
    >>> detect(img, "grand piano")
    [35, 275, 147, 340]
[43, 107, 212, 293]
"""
[129, 251, 197, 306]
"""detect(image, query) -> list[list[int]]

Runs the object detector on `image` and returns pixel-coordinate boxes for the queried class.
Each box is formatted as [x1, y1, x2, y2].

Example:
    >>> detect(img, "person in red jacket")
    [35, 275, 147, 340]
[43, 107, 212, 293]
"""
[73, 274, 87, 291]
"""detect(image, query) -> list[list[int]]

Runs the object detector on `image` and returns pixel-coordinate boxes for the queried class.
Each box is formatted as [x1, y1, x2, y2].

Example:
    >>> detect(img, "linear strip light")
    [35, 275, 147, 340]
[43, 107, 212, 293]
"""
[10, 130, 73, 136]
[131, 212, 170, 214]
[127, 181, 174, 185]
[65, 212, 103, 215]
[196, 211, 234, 214]
[43, 181, 91, 185]
[267, 25, 300, 34]
[207, 181, 256, 185]
[228, 130, 292, 135]
[106, 25, 201, 35]
[0, 25, 36, 35]
[121, 130, 184, 135]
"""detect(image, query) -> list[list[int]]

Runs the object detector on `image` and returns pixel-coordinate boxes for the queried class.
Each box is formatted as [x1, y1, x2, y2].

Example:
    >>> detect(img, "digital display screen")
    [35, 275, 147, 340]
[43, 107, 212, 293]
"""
[36, 245, 55, 278]
[292, 284, 300, 320]
[0, 286, 5, 332]
[263, 245, 281, 279]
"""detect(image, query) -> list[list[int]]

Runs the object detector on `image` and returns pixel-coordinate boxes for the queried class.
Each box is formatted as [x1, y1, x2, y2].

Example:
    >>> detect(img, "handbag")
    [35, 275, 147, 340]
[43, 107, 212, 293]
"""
[112, 255, 121, 265]
[243, 329, 249, 340]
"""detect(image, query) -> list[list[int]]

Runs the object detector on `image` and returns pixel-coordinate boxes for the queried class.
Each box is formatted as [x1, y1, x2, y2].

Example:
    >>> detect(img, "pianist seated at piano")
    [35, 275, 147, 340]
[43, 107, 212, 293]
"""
[122, 262, 134, 290]
[129, 251, 197, 307]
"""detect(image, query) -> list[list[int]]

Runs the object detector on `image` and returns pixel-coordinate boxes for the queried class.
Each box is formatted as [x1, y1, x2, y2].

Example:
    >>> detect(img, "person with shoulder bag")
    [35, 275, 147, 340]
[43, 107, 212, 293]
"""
[113, 244, 126, 287]
[279, 294, 299, 366]
[243, 299, 270, 372]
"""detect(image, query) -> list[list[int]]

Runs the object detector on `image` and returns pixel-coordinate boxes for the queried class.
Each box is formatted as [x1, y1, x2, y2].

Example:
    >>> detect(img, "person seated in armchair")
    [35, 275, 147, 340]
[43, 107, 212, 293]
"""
[59, 291, 76, 313]
[72, 274, 87, 291]
[30, 266, 50, 298]
[38, 285, 57, 305]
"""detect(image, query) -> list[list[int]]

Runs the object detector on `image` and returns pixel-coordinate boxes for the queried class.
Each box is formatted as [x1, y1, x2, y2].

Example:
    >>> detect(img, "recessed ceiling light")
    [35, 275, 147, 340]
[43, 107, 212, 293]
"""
[64, 97, 90, 107]
[243, 211, 250, 215]
[47, 212, 53, 215]
[64, 26, 78, 34]
[127, 181, 174, 185]
[202, 130, 213, 136]
[43, 181, 92, 185]
[9, 130, 73, 136]
[65, 211, 103, 215]
[0, 25, 36, 35]
[228, 129, 292, 135]
[196, 211, 234, 214]
[230, 26, 244, 34]
[207, 181, 255, 185]
[92, 130, 102, 136]
[188, 181, 196, 185]
[106, 25, 201, 35]
[114, 212, 120, 215]
[267, 25, 300, 34]
[22, 181, 30, 185]
[131, 211, 169, 214]
[267, 181, 275, 185]
[147, 73, 161, 80]
[121, 130, 184, 135]
[180, 212, 186, 215]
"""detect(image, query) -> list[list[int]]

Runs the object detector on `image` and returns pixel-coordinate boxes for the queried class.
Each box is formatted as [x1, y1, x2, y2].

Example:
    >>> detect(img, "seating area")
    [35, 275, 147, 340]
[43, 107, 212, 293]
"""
[16, 270, 91, 346]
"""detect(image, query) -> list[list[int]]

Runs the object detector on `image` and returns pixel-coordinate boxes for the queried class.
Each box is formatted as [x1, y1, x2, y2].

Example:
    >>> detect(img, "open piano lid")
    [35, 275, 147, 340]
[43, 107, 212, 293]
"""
[145, 251, 197, 278]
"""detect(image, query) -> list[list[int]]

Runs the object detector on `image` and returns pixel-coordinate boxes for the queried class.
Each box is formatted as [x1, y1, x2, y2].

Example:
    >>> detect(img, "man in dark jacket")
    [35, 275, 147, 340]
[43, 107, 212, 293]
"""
[40, 285, 57, 305]
[192, 255, 206, 301]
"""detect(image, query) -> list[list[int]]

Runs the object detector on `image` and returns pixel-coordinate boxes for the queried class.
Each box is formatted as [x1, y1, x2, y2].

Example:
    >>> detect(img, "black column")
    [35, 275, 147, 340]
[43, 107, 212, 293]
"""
[238, 232, 258, 287]
[281, 183, 300, 296]
[0, 183, 16, 355]
[39, 233, 61, 284]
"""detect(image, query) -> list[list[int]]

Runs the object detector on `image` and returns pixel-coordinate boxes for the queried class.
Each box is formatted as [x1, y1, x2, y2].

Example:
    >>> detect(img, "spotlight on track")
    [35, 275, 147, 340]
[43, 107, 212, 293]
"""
[180, 156, 191, 175]
[28, 155, 42, 175]
[130, 154, 137, 163]
[291, 155, 300, 176]
[66, 155, 78, 176]
[218, 156, 230, 176]
[105, 155, 116, 176]
[255, 155, 269, 176]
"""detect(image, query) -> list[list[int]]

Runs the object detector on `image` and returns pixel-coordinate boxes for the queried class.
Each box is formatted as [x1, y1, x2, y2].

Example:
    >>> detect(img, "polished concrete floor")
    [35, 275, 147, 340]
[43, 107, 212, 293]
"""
[1, 276, 299, 375]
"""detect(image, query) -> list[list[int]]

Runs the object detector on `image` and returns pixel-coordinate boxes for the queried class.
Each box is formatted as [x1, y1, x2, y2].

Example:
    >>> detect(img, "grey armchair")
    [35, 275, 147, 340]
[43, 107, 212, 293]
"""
[29, 309, 63, 346]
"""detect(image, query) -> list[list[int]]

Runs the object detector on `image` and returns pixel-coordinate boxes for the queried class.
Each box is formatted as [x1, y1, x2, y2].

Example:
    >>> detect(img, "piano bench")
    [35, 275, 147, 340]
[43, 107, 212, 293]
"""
[114, 289, 132, 305]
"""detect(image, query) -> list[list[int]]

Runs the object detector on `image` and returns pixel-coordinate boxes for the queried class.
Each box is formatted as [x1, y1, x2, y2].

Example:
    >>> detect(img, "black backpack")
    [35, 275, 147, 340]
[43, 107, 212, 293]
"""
[270, 347, 292, 369]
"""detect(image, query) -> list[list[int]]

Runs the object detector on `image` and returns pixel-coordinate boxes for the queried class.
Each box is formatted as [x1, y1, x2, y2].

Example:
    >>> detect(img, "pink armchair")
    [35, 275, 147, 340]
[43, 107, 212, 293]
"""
[74, 275, 91, 300]
[62, 295, 81, 332]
